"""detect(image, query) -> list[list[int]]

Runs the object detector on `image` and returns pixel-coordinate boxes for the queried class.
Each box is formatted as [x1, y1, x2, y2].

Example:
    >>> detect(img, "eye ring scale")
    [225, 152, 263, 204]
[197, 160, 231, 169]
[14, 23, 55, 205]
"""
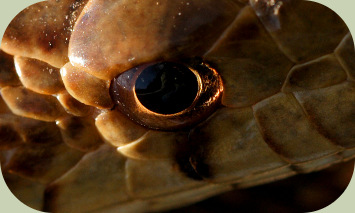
[109, 58, 223, 131]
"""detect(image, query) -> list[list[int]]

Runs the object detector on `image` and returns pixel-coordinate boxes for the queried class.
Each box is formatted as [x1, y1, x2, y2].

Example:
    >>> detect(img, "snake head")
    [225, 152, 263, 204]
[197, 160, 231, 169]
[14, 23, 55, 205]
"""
[0, 0, 354, 212]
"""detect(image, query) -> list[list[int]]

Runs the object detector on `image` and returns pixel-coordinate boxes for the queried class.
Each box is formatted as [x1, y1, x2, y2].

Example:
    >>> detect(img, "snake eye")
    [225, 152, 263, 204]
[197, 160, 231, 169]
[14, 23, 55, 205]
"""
[135, 62, 199, 115]
[110, 58, 223, 130]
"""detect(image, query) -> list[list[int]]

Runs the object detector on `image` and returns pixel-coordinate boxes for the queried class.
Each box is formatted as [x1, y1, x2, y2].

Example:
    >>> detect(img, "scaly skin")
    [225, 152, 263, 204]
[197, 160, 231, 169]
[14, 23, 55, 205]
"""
[0, 0, 354, 212]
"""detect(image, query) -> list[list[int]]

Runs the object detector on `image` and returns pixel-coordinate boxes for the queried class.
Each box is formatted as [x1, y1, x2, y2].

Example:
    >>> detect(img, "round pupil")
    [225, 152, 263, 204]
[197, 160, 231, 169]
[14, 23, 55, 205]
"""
[135, 62, 198, 114]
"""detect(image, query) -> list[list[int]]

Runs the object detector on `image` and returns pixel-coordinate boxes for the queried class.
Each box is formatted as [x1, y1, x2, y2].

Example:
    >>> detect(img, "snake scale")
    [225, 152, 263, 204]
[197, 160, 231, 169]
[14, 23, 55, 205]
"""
[0, 0, 354, 212]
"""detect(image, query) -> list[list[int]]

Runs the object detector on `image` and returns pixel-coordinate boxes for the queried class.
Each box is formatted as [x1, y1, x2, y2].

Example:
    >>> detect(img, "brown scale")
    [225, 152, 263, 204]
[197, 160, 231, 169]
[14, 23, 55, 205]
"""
[282, 54, 348, 92]
[57, 91, 94, 117]
[335, 33, 355, 80]
[1, 86, 67, 122]
[0, 0, 354, 212]
[60, 63, 113, 109]
[1, 0, 89, 68]
[0, 50, 21, 88]
[56, 116, 103, 152]
[14, 56, 65, 95]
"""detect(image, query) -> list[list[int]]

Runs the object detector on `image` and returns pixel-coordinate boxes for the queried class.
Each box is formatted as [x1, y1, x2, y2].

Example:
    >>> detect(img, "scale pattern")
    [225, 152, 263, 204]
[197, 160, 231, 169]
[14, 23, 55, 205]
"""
[0, 0, 354, 212]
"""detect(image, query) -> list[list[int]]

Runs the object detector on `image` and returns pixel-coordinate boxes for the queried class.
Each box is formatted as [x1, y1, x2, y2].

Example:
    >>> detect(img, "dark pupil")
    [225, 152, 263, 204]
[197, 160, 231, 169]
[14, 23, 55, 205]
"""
[135, 62, 198, 114]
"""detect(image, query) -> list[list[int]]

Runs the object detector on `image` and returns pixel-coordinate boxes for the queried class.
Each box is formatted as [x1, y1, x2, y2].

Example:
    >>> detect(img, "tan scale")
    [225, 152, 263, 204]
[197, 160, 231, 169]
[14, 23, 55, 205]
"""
[1, 86, 67, 122]
[60, 63, 113, 109]
[5, 114, 63, 145]
[117, 131, 189, 160]
[14, 56, 65, 95]
[0, 0, 354, 212]
[56, 91, 94, 117]
[282, 54, 348, 92]
[95, 110, 148, 147]
[0, 95, 11, 114]
[56, 116, 103, 152]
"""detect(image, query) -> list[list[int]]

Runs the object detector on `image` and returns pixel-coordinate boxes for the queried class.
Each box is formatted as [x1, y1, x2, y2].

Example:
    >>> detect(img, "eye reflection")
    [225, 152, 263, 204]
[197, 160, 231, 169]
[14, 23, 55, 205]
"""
[135, 62, 199, 115]
[110, 58, 223, 130]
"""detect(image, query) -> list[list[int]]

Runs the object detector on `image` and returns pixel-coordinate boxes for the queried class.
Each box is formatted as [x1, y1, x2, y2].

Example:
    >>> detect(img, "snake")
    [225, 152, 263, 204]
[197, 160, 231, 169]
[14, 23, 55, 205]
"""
[0, 0, 354, 212]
